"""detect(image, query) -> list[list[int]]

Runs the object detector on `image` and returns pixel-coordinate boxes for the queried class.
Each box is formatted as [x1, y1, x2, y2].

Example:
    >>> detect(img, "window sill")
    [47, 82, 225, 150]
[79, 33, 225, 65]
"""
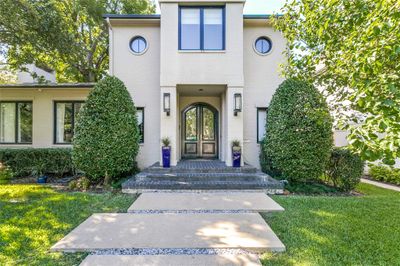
[178, 50, 226, 54]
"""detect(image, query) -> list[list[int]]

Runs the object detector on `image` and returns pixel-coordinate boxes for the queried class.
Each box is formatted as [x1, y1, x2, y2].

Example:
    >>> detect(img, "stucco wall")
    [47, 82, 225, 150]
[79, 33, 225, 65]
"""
[242, 23, 286, 168]
[160, 2, 244, 87]
[0, 88, 89, 148]
[111, 25, 161, 168]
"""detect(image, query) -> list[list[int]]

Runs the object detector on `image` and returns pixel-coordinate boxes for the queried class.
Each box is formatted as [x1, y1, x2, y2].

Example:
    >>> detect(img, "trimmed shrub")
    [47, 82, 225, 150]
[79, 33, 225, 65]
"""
[72, 76, 140, 184]
[369, 165, 400, 186]
[261, 79, 333, 182]
[326, 147, 364, 192]
[0, 148, 73, 177]
[0, 163, 13, 184]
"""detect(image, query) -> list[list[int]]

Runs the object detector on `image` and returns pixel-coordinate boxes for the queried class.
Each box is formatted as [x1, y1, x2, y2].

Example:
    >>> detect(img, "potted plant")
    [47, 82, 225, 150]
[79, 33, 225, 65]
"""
[161, 137, 171, 168]
[232, 140, 241, 167]
[32, 162, 48, 184]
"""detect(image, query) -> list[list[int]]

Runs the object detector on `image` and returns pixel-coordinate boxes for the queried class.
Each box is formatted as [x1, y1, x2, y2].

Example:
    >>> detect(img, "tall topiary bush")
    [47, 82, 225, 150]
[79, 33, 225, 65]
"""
[72, 76, 140, 184]
[261, 79, 333, 182]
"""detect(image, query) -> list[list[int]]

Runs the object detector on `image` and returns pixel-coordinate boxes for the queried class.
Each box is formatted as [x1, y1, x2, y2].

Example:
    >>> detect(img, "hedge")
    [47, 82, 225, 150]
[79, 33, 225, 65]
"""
[369, 164, 400, 186]
[261, 79, 333, 182]
[326, 147, 364, 192]
[72, 76, 140, 184]
[0, 148, 73, 177]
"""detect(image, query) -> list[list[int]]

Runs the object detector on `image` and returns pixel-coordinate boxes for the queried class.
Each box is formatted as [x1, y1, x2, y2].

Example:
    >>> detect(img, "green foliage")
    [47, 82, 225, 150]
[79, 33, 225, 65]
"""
[0, 0, 155, 82]
[0, 163, 13, 184]
[68, 176, 91, 191]
[232, 140, 241, 147]
[0, 63, 17, 84]
[261, 79, 333, 182]
[369, 164, 400, 186]
[0, 185, 136, 264]
[72, 76, 140, 184]
[0, 148, 73, 177]
[273, 0, 400, 164]
[161, 137, 171, 147]
[326, 147, 364, 192]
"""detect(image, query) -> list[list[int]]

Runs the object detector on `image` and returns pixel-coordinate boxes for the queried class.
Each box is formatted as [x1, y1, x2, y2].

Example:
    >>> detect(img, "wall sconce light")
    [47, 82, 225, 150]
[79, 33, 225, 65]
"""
[163, 93, 171, 116]
[234, 93, 242, 116]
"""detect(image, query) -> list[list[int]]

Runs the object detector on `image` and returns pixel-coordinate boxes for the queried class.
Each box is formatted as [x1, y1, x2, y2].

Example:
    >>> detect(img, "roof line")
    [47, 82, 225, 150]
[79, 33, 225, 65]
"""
[103, 14, 161, 19]
[103, 14, 281, 20]
[0, 83, 95, 89]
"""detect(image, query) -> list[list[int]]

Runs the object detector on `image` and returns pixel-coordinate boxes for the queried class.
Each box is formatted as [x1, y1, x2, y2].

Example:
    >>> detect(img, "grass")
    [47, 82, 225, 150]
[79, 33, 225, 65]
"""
[262, 183, 400, 265]
[1, 183, 399, 265]
[0, 185, 137, 266]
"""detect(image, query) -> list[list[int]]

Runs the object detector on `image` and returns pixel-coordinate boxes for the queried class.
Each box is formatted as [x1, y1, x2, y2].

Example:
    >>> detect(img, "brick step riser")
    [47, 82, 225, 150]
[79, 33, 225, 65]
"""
[137, 176, 269, 182]
[122, 184, 282, 190]
[144, 168, 258, 174]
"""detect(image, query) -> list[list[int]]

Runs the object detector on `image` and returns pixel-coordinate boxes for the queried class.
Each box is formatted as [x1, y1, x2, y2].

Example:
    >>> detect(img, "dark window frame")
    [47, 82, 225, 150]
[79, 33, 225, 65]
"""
[0, 101, 33, 144]
[129, 36, 147, 54]
[178, 6, 226, 51]
[53, 101, 84, 145]
[136, 107, 144, 144]
[257, 107, 268, 143]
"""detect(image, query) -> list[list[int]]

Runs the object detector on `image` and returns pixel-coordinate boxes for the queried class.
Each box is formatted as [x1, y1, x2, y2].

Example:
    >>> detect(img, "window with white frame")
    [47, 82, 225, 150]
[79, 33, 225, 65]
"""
[257, 108, 268, 143]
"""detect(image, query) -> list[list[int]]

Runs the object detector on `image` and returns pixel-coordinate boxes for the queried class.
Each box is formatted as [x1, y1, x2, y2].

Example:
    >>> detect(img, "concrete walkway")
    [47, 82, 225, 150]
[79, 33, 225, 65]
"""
[361, 178, 400, 192]
[51, 192, 286, 265]
[81, 254, 262, 266]
[128, 192, 284, 212]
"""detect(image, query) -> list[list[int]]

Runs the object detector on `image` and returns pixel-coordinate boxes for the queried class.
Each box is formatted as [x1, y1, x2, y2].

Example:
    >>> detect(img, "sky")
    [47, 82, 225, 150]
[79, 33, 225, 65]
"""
[155, 0, 286, 14]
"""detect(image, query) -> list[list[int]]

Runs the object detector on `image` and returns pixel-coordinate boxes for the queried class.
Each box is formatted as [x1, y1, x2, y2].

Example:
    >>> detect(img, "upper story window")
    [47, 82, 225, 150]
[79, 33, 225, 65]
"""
[179, 7, 225, 51]
[0, 101, 32, 144]
[255, 37, 272, 55]
[130, 36, 147, 55]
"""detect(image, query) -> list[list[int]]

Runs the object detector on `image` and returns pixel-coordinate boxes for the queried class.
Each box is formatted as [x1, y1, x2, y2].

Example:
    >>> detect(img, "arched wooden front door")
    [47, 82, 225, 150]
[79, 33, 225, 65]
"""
[182, 103, 218, 159]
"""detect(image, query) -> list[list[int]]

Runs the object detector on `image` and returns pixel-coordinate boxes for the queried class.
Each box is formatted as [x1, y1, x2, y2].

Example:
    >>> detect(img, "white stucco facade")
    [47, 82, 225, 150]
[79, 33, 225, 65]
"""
[0, 0, 288, 169]
[106, 0, 286, 168]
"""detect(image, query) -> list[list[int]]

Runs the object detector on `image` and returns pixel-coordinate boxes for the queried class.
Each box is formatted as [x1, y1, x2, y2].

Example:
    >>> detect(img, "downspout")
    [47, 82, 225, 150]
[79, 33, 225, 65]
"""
[106, 18, 114, 76]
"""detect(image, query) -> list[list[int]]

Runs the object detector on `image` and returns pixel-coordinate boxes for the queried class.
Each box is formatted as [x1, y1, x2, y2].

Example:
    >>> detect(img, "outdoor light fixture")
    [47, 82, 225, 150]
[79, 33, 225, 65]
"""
[163, 93, 171, 116]
[234, 93, 242, 116]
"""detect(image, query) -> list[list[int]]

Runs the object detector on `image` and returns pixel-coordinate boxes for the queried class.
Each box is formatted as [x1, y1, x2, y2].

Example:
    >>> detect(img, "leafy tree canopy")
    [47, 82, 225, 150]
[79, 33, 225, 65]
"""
[0, 0, 155, 82]
[273, 0, 400, 164]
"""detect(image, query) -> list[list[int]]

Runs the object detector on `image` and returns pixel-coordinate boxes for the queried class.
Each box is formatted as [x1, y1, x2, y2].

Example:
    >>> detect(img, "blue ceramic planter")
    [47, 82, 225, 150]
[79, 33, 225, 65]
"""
[37, 176, 48, 184]
[162, 146, 171, 168]
[232, 150, 241, 167]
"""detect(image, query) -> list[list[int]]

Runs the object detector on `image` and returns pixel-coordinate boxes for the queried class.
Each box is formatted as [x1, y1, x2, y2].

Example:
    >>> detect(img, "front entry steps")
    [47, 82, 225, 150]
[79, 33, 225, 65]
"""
[122, 161, 284, 194]
[51, 192, 286, 265]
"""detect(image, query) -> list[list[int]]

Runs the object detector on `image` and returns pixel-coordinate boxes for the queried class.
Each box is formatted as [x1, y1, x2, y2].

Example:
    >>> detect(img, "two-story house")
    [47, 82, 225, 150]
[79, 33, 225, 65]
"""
[0, 0, 286, 169]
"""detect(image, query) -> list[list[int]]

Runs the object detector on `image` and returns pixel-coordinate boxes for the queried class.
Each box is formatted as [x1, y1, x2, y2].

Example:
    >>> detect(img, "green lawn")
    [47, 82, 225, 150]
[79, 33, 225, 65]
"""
[263, 183, 400, 265]
[1, 184, 399, 266]
[0, 185, 136, 266]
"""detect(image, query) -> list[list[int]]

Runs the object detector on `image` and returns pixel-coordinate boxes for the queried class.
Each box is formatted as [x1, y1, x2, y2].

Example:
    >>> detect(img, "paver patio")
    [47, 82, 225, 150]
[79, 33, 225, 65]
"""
[51, 212, 285, 252]
[128, 192, 285, 212]
[80, 254, 262, 266]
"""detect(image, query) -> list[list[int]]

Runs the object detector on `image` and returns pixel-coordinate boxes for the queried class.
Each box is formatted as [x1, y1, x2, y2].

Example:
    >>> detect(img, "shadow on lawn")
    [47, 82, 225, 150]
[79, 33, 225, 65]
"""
[0, 185, 135, 265]
[260, 185, 400, 265]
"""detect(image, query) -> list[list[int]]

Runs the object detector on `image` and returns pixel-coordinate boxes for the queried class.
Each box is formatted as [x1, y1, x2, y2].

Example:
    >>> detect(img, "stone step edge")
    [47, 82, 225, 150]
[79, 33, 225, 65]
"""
[80, 254, 262, 266]
[122, 188, 284, 194]
[126, 209, 285, 214]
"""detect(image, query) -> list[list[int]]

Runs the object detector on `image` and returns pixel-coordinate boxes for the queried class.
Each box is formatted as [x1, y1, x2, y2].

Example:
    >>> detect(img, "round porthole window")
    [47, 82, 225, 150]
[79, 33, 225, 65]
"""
[129, 36, 147, 54]
[254, 37, 272, 55]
